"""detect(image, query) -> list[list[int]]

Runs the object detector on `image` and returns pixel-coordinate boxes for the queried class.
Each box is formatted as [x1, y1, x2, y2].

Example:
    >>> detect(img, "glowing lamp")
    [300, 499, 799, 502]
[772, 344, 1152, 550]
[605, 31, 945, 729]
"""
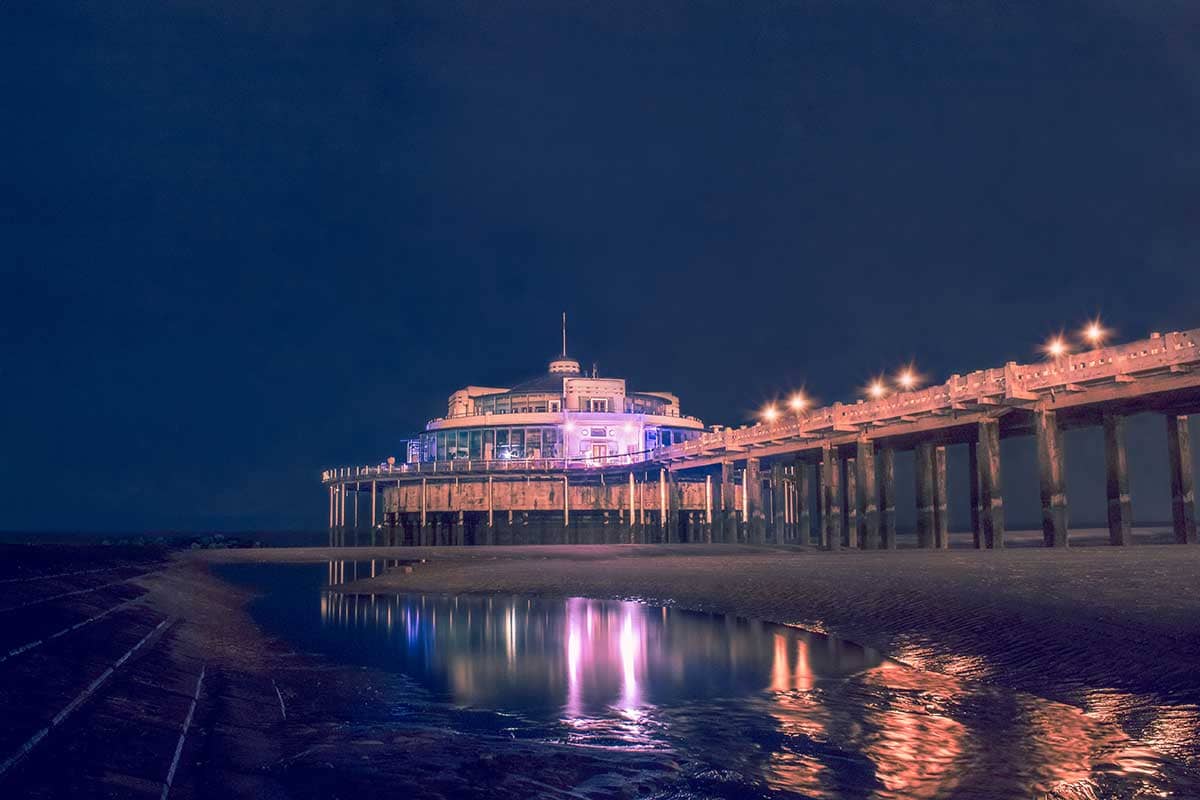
[897, 370, 916, 390]
[1083, 321, 1106, 346]
[868, 381, 887, 399]
[789, 393, 808, 411]
[1045, 337, 1068, 358]
[762, 406, 779, 423]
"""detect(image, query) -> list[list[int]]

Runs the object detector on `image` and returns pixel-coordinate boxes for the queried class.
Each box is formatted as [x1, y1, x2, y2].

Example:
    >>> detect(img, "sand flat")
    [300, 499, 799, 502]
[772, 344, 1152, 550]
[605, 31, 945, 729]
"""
[197, 536, 1200, 767]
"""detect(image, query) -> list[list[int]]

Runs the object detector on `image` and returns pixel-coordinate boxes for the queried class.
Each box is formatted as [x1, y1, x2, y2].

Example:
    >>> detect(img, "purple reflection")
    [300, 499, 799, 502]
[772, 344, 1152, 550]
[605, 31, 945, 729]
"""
[619, 604, 641, 713]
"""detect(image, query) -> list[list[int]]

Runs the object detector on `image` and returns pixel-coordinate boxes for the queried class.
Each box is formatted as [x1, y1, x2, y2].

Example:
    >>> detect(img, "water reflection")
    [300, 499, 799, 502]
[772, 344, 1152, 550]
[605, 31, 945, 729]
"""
[320, 578, 882, 714]
[240, 560, 1200, 798]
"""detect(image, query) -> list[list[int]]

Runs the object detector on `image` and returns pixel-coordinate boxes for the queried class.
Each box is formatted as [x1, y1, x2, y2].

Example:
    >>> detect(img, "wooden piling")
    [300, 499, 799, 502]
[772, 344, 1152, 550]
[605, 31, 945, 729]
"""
[1166, 414, 1197, 544]
[1036, 410, 1070, 547]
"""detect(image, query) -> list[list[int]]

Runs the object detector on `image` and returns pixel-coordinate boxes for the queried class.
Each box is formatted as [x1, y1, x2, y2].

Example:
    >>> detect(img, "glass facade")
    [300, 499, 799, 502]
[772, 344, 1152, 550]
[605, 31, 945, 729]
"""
[421, 425, 699, 462]
[472, 393, 560, 415]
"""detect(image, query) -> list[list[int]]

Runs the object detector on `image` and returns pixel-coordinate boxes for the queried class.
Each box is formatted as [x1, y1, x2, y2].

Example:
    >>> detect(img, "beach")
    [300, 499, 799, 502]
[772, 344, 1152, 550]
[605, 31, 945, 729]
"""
[206, 533, 1200, 767]
[4, 534, 1200, 798]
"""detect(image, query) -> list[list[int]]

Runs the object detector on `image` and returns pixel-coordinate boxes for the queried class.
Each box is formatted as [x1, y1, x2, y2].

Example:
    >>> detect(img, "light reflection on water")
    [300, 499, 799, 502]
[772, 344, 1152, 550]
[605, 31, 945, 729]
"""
[242, 561, 1198, 798]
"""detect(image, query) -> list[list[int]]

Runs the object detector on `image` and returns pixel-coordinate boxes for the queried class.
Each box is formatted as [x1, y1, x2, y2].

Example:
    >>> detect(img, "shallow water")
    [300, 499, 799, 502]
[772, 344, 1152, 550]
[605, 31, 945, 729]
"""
[219, 560, 1197, 799]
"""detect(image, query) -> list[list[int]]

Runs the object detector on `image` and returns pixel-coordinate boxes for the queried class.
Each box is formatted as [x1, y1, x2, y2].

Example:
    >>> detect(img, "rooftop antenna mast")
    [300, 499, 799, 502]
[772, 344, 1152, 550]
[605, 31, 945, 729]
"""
[561, 312, 567, 357]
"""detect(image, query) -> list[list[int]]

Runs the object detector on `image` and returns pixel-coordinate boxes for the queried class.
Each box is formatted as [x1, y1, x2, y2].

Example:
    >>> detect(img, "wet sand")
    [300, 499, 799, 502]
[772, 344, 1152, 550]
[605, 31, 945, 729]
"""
[200, 532, 1200, 769]
[6, 535, 1200, 798]
[0, 546, 701, 799]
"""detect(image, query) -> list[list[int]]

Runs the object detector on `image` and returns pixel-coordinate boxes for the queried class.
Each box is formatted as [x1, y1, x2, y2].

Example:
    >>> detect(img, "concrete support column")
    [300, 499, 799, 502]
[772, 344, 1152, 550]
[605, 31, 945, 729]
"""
[710, 469, 724, 543]
[354, 482, 360, 528]
[978, 418, 1005, 549]
[721, 461, 738, 543]
[419, 477, 430, 546]
[915, 443, 935, 548]
[843, 456, 857, 548]
[665, 469, 679, 543]
[771, 462, 786, 544]
[454, 510, 465, 547]
[637, 480, 648, 544]
[371, 481, 377, 528]
[487, 475, 495, 540]
[878, 448, 896, 549]
[856, 440, 879, 550]
[329, 486, 335, 528]
[933, 446, 949, 549]
[745, 458, 766, 544]
[795, 462, 811, 547]
[822, 445, 842, 551]
[968, 441, 982, 549]
[704, 474, 714, 543]
[628, 471, 638, 545]
[1104, 413, 1133, 546]
[1036, 410, 1070, 547]
[1166, 414, 1197, 544]
[563, 475, 570, 530]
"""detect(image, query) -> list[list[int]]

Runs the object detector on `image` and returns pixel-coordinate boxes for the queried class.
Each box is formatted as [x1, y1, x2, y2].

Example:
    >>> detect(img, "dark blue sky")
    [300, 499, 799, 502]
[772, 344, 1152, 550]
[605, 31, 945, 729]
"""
[2, 2, 1198, 532]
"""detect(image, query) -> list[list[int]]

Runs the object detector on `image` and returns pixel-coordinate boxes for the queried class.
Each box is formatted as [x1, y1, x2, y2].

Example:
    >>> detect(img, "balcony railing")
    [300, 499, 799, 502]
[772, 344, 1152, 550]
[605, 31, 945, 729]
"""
[322, 450, 664, 482]
[426, 408, 702, 426]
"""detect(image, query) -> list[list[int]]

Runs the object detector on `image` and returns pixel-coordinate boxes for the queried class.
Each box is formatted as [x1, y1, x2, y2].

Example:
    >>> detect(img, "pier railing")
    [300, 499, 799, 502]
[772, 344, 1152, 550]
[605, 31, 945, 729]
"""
[657, 328, 1200, 462]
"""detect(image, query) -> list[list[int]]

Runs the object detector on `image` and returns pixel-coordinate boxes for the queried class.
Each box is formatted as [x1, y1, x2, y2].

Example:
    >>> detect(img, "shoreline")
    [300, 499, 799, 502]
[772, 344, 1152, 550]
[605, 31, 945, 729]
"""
[198, 537, 1200, 769]
[6, 538, 1200, 796]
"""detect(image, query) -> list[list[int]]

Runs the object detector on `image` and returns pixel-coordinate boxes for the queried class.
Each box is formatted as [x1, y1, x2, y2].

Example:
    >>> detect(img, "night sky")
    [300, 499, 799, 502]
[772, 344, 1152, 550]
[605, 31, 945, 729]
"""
[3, 2, 1198, 533]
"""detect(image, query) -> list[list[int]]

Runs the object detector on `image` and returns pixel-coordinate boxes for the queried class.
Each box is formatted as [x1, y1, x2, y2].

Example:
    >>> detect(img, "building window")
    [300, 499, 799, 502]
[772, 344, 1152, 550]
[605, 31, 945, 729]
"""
[589, 398, 609, 413]
[549, 400, 560, 412]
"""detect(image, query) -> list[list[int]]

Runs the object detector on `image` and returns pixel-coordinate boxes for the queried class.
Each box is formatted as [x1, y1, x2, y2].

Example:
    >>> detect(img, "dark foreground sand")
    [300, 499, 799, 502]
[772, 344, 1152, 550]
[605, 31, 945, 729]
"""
[7, 537, 1200, 798]
[201, 534, 1200, 770]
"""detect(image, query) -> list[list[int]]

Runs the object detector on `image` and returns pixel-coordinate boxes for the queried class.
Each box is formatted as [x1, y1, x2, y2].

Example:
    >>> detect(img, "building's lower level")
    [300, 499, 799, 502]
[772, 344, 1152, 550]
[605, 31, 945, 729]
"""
[325, 459, 814, 547]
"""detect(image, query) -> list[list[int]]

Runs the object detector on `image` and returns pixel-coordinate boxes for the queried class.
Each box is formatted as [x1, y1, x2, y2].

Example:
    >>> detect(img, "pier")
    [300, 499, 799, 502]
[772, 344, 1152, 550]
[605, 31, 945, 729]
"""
[324, 328, 1200, 548]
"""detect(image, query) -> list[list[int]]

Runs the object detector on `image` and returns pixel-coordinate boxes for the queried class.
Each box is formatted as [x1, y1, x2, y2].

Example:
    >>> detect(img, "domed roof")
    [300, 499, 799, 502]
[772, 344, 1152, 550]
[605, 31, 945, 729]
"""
[507, 356, 581, 394]
[548, 356, 581, 375]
